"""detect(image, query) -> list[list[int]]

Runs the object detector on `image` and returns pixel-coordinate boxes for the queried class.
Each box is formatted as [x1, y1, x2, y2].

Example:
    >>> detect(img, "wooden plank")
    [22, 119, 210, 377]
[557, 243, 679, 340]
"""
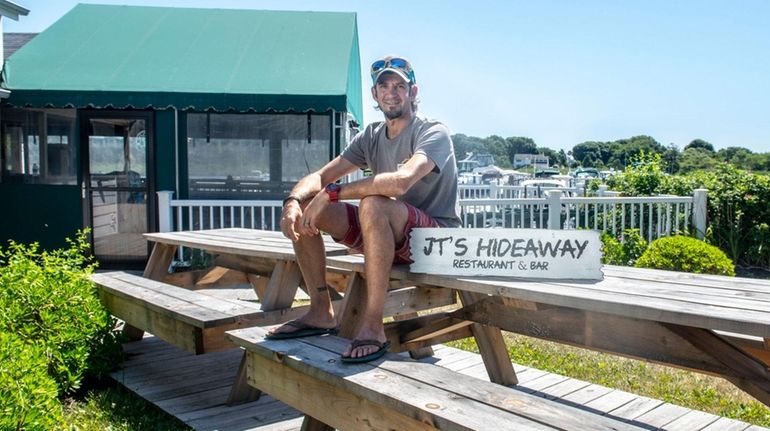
[392, 311, 434, 359]
[459, 291, 518, 386]
[213, 254, 279, 278]
[633, 402, 691, 429]
[538, 377, 592, 400]
[608, 396, 663, 421]
[143, 242, 178, 281]
[229, 329, 646, 431]
[456, 296, 740, 377]
[95, 272, 263, 325]
[583, 390, 638, 413]
[244, 347, 524, 430]
[324, 255, 770, 338]
[522, 372, 569, 393]
[662, 410, 721, 431]
[700, 417, 752, 431]
[382, 286, 456, 318]
[259, 260, 303, 311]
[560, 383, 614, 405]
[605, 265, 770, 290]
[335, 272, 367, 339]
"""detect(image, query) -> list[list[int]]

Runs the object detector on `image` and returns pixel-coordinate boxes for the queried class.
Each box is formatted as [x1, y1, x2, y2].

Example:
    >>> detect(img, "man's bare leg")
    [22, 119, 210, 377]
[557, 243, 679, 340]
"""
[342, 196, 408, 359]
[267, 203, 351, 336]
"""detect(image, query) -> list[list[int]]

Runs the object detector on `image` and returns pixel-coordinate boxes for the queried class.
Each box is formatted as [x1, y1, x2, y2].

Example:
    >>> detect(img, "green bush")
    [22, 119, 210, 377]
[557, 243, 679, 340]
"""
[0, 231, 123, 396]
[601, 229, 648, 266]
[635, 235, 735, 276]
[605, 156, 770, 269]
[689, 165, 770, 268]
[0, 331, 63, 431]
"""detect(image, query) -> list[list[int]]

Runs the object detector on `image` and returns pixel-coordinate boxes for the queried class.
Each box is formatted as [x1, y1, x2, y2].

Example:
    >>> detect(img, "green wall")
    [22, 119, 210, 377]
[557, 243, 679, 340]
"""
[0, 184, 82, 250]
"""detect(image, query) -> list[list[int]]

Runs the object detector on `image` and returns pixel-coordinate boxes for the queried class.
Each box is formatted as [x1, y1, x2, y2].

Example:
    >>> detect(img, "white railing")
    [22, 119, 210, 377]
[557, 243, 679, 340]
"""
[158, 187, 707, 245]
[459, 183, 584, 199]
[460, 189, 707, 242]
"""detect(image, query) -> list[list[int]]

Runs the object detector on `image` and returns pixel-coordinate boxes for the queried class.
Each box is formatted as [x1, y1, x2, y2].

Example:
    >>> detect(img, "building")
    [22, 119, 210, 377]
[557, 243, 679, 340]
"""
[513, 153, 550, 170]
[0, 4, 362, 267]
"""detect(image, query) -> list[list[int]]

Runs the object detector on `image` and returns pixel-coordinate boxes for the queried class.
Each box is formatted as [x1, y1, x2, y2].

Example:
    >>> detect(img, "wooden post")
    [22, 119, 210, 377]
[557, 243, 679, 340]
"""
[459, 291, 518, 386]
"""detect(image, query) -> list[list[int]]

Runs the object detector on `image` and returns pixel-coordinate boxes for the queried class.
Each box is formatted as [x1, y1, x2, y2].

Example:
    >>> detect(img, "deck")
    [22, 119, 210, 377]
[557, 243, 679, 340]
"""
[112, 335, 767, 431]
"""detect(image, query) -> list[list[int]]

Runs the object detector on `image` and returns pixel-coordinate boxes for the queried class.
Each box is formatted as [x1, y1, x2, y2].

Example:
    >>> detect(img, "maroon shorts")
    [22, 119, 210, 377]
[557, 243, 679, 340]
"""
[334, 202, 440, 264]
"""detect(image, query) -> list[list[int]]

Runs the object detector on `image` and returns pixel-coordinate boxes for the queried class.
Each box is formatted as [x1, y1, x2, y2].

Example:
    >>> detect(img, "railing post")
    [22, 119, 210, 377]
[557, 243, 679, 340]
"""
[489, 182, 499, 199]
[693, 188, 708, 240]
[598, 184, 608, 197]
[157, 190, 174, 232]
[546, 190, 562, 230]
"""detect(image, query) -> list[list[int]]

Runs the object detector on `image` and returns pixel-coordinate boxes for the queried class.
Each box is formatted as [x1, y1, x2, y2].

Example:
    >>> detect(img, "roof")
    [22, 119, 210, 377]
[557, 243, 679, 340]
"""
[0, 0, 28, 20]
[2, 4, 363, 122]
[3, 33, 36, 60]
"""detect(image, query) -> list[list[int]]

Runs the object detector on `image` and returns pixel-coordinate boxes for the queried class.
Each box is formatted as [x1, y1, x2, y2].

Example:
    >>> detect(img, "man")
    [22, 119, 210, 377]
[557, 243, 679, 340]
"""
[267, 56, 460, 363]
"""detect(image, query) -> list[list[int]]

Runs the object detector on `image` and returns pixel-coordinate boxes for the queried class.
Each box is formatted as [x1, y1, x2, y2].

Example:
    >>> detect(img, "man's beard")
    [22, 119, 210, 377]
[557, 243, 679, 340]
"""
[382, 105, 404, 120]
[383, 109, 404, 120]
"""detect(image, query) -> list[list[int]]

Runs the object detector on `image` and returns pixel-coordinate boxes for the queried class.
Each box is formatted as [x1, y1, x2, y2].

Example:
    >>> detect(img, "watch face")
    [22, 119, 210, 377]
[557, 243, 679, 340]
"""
[325, 183, 341, 201]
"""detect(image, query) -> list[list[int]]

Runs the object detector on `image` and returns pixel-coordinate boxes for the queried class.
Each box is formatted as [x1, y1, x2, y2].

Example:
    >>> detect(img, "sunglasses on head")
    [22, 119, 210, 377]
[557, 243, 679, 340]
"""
[370, 57, 416, 84]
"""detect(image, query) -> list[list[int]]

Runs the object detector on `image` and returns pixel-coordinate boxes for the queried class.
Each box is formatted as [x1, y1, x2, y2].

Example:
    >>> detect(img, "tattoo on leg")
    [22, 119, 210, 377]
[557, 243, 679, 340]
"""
[315, 285, 329, 292]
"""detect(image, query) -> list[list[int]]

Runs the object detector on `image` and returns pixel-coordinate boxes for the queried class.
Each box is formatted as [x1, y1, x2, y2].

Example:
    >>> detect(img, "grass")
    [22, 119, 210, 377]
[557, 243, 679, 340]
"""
[62, 380, 190, 430]
[448, 333, 770, 427]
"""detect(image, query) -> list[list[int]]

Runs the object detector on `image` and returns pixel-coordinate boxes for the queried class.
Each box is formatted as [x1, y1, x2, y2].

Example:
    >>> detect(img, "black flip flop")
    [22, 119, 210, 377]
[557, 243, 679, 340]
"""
[340, 339, 391, 363]
[265, 320, 338, 340]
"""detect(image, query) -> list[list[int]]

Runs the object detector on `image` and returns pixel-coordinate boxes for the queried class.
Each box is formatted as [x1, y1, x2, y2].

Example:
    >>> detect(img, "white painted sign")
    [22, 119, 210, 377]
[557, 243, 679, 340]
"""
[409, 228, 603, 280]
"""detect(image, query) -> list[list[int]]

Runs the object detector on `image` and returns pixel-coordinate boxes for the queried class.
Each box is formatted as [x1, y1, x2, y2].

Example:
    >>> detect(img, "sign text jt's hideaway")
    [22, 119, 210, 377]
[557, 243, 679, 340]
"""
[409, 228, 603, 280]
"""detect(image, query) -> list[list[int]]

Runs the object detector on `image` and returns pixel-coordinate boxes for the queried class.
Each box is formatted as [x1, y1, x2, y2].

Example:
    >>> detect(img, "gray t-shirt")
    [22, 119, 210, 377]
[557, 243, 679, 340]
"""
[341, 114, 461, 227]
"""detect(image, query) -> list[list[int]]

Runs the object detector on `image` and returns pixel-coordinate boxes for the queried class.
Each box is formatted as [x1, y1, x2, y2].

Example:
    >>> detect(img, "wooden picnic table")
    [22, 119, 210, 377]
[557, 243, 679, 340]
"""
[143, 228, 770, 407]
[137, 228, 770, 419]
[320, 252, 770, 408]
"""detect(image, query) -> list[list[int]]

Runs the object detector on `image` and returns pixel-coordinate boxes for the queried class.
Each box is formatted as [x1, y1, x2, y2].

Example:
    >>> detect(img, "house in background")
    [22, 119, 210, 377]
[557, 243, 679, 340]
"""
[0, 4, 362, 267]
[0, 0, 28, 98]
[513, 153, 550, 170]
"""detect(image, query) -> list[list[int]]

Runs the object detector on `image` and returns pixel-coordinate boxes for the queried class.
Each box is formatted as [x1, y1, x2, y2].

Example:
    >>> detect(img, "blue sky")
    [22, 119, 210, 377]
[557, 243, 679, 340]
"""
[7, 1, 770, 153]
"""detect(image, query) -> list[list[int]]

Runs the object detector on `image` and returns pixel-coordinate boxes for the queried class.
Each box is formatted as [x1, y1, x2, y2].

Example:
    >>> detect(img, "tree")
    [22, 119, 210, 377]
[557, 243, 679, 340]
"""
[503, 137, 537, 166]
[451, 134, 486, 161]
[678, 147, 718, 173]
[662, 143, 680, 174]
[572, 141, 611, 167]
[685, 139, 715, 153]
[608, 136, 666, 169]
[716, 146, 752, 162]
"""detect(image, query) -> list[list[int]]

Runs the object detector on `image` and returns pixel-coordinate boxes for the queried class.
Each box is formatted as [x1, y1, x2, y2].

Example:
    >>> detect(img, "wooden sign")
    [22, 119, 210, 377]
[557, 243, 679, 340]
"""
[409, 228, 603, 280]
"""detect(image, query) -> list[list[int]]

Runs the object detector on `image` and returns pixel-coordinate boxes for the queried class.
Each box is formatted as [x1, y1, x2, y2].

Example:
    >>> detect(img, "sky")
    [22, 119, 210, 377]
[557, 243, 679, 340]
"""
[6, 0, 770, 153]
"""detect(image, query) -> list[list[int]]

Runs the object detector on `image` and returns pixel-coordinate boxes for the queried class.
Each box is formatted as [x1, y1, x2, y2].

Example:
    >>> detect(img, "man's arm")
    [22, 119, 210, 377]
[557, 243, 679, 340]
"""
[338, 153, 436, 200]
[281, 156, 359, 240]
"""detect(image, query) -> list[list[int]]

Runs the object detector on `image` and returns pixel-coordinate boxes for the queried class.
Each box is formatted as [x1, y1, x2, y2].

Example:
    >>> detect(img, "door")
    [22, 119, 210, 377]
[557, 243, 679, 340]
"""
[81, 111, 154, 266]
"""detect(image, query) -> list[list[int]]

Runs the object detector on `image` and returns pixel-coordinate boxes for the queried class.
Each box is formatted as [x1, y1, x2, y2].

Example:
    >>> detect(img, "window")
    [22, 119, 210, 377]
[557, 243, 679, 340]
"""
[186, 113, 331, 199]
[1, 108, 77, 184]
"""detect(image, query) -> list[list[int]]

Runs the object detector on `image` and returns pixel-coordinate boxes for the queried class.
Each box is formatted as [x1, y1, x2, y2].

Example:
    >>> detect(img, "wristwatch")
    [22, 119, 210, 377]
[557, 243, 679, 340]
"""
[324, 183, 341, 202]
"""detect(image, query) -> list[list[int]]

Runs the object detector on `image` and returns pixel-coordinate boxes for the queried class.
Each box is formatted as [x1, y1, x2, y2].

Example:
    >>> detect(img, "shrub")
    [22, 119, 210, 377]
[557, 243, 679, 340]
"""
[601, 229, 648, 266]
[635, 236, 735, 276]
[0, 331, 63, 431]
[0, 231, 123, 396]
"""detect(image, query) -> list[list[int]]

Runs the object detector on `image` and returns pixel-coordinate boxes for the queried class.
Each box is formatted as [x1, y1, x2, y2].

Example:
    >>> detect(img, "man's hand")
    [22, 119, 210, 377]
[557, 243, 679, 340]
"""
[298, 191, 330, 236]
[280, 201, 303, 241]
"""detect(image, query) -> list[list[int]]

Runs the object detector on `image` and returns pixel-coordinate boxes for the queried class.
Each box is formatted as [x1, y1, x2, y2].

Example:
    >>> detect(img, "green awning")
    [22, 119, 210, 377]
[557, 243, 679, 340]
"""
[2, 4, 363, 123]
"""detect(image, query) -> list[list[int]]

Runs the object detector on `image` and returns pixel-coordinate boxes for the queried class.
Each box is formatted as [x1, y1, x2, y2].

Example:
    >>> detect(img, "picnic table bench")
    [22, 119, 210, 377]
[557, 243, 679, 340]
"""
[226, 327, 644, 431]
[91, 228, 456, 404]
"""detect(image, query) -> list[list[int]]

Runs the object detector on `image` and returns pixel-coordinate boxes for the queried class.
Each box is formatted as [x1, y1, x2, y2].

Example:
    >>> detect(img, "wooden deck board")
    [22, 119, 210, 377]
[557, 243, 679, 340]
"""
[111, 336, 768, 431]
